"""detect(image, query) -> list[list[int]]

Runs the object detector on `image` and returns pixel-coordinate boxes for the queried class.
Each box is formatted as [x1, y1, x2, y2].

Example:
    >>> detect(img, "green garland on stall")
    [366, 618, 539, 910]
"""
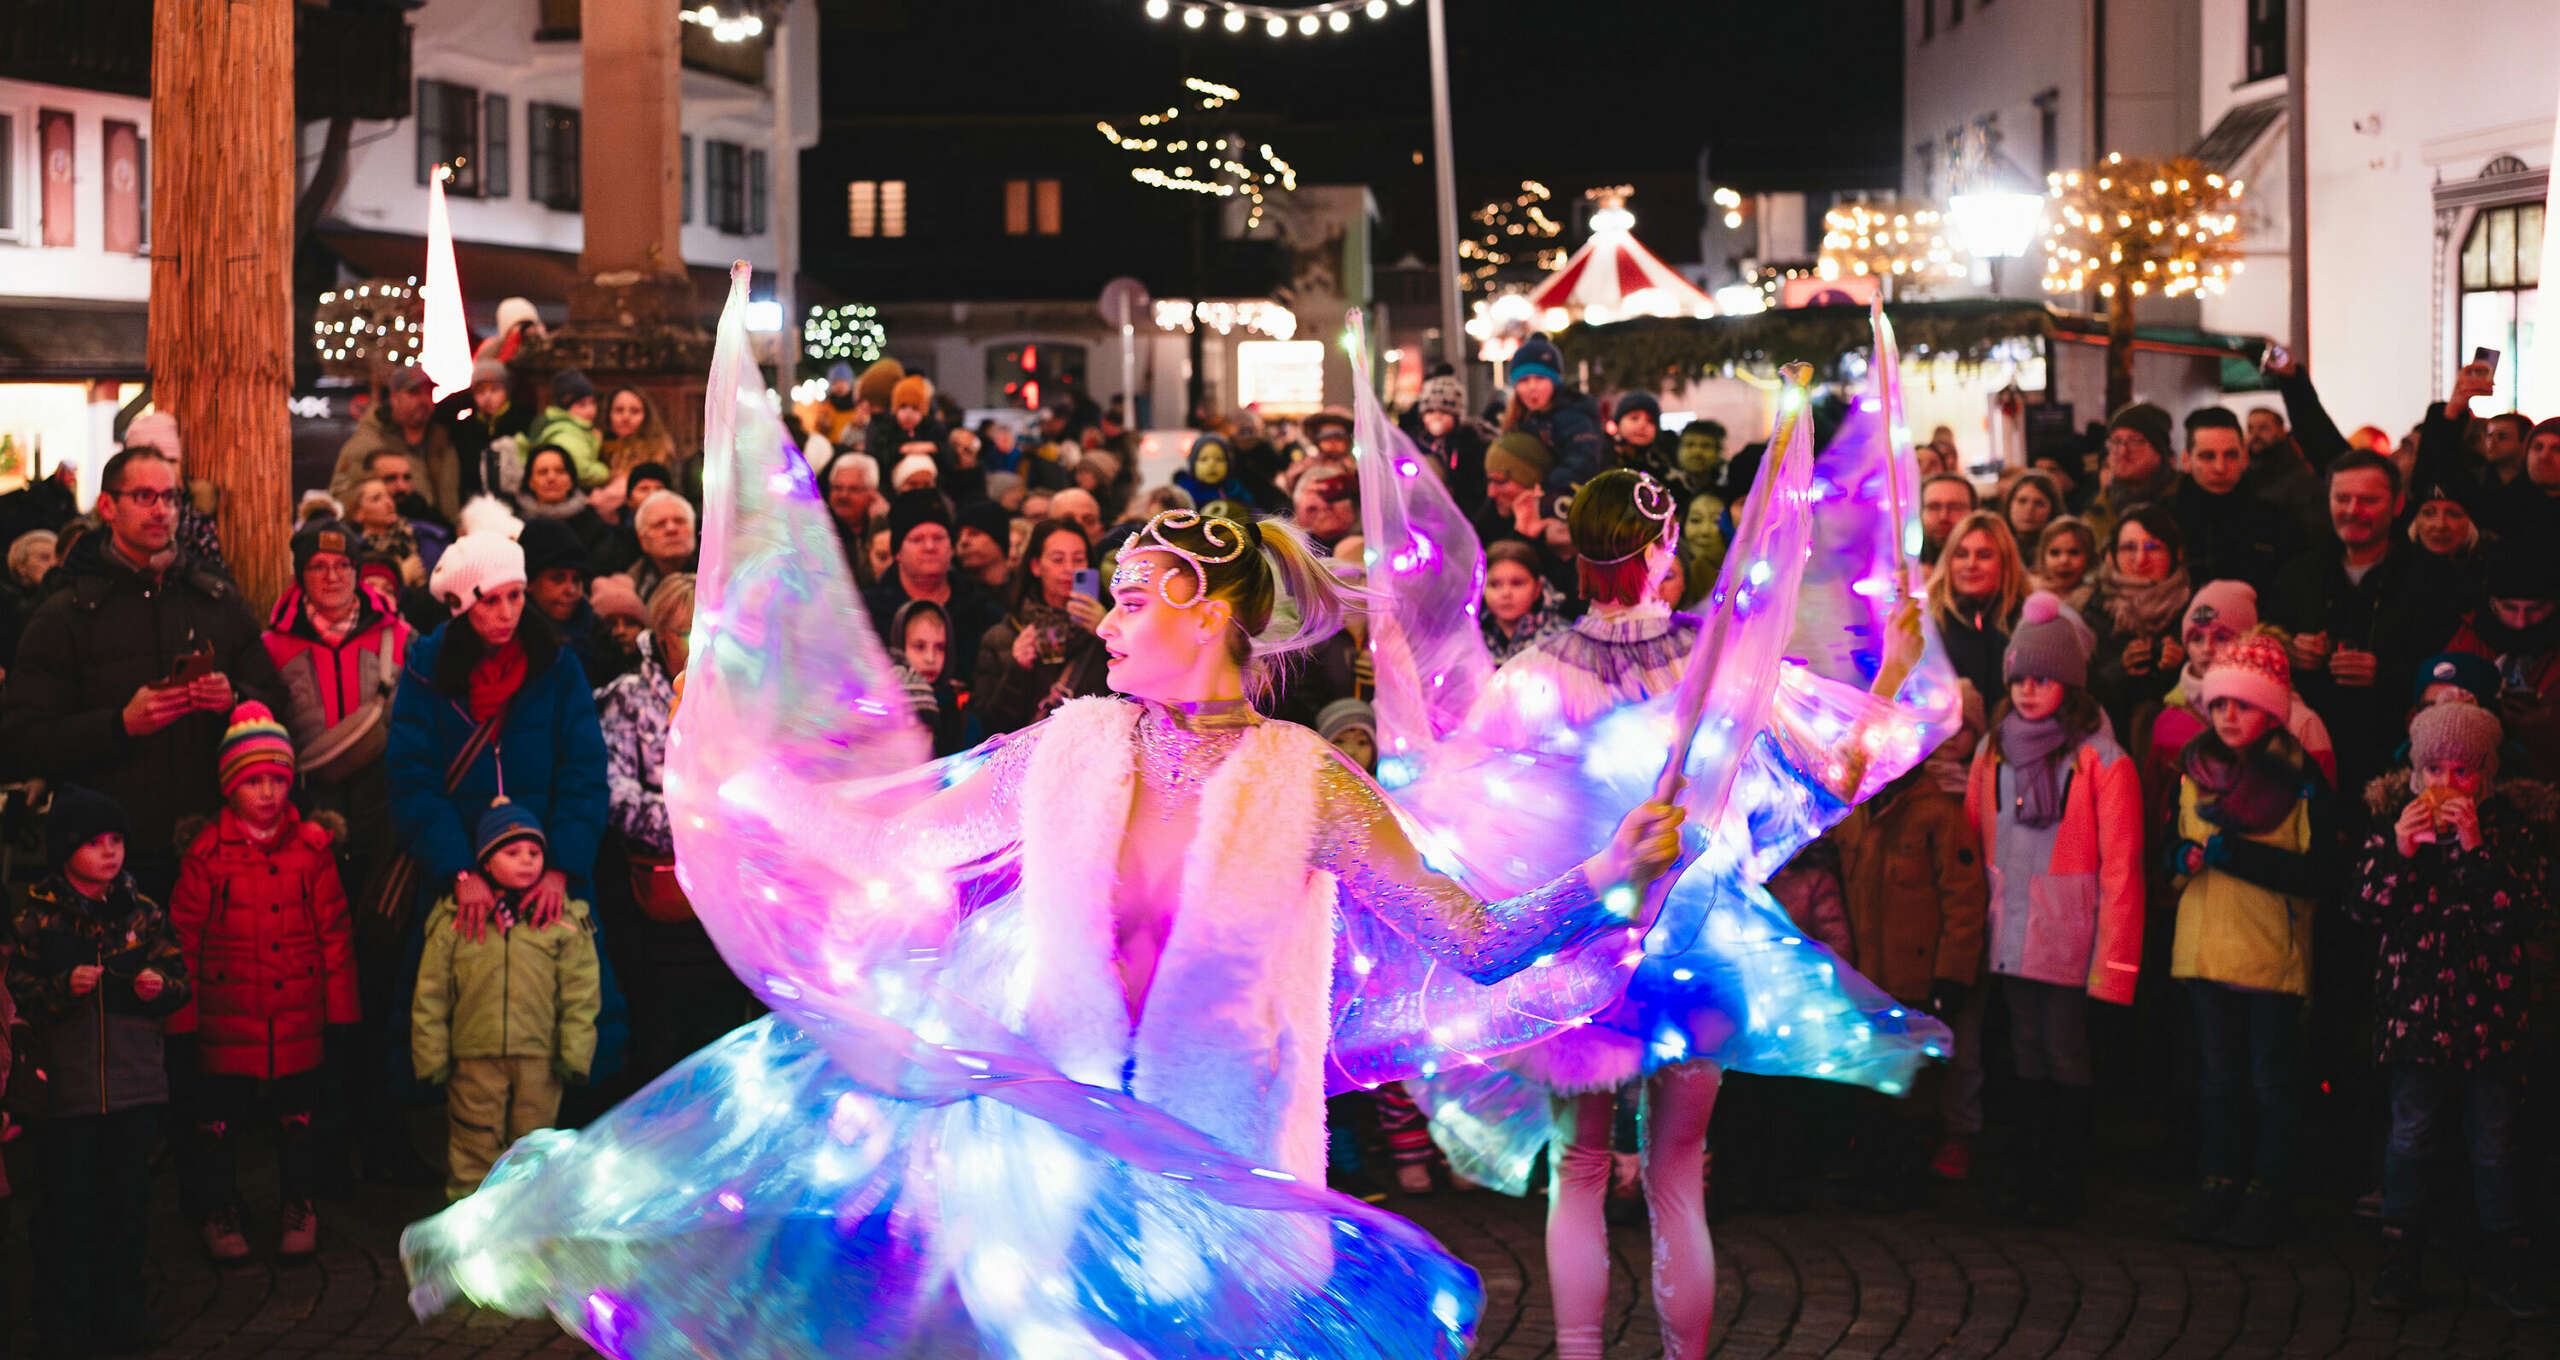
[1555, 299, 2064, 391]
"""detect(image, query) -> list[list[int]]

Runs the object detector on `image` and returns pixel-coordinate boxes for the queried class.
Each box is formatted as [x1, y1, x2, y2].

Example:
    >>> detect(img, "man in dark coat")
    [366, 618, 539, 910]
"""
[2172, 407, 2296, 595]
[0, 448, 285, 899]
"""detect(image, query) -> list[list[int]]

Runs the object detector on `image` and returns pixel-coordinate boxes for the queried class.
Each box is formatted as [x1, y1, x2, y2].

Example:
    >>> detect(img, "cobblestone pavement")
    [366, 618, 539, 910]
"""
[7, 1152, 2542, 1358]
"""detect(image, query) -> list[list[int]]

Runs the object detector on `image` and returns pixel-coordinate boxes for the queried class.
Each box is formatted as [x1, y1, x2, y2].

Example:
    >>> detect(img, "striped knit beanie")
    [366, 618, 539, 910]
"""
[218, 702, 296, 795]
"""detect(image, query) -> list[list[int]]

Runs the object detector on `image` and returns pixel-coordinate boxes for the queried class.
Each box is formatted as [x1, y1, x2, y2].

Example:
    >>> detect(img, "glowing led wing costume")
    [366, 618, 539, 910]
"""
[1352, 313, 1960, 1192]
[400, 270, 1672, 1359]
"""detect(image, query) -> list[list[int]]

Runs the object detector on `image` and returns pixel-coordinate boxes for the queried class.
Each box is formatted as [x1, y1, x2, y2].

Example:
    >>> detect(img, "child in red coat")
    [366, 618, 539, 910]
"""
[169, 703, 359, 1264]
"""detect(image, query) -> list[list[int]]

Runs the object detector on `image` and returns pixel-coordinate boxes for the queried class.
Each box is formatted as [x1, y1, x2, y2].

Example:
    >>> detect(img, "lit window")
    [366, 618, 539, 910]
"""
[1005, 179, 1060, 236]
[2457, 201, 2544, 410]
[850, 180, 905, 238]
[1003, 179, 1029, 236]
[1034, 179, 1061, 235]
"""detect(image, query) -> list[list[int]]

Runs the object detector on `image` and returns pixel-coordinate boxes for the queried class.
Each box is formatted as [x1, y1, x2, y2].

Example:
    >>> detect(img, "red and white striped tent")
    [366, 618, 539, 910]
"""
[1526, 215, 1714, 321]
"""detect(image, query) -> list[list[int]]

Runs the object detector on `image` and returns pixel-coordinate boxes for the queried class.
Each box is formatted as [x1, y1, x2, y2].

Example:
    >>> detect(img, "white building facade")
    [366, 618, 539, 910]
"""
[311, 0, 819, 329]
[2192, 0, 2555, 426]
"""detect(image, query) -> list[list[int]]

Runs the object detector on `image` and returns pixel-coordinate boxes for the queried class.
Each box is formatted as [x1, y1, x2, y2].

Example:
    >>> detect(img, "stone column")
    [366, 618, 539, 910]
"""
[532, 0, 714, 459]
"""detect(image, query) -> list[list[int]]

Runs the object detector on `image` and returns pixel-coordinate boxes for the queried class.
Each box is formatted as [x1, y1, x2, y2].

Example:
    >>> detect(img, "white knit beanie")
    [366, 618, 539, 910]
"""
[430, 532, 526, 616]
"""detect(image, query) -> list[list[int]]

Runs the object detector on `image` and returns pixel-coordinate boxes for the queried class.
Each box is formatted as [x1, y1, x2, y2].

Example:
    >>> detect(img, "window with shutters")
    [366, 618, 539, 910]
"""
[747, 148, 768, 234]
[483, 94, 510, 198]
[0, 112, 20, 242]
[528, 102, 581, 211]
[708, 140, 746, 234]
[415, 79, 483, 196]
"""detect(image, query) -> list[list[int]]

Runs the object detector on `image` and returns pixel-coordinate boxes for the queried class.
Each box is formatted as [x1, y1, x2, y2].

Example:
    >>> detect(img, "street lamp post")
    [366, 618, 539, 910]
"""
[1425, 0, 1463, 387]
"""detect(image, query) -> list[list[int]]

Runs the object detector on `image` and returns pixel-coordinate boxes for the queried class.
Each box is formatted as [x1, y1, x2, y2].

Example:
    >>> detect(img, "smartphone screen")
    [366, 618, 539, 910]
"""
[2473, 345, 2502, 368]
[1071, 568, 1102, 601]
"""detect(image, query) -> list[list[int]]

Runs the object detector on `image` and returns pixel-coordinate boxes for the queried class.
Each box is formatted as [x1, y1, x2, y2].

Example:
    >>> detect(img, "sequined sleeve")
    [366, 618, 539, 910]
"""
[880, 726, 1038, 871]
[1309, 752, 1624, 985]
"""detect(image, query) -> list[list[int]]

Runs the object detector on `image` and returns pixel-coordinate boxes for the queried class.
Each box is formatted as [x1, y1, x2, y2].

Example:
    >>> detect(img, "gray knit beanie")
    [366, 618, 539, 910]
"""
[2408, 703, 2502, 782]
[2004, 590, 2091, 687]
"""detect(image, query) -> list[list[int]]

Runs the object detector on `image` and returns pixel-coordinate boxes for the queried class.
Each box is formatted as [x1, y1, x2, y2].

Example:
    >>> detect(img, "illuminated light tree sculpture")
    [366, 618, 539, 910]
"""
[2038, 152, 2244, 416]
[1457, 179, 1564, 296]
[1097, 78, 1297, 231]
[1816, 199, 1968, 301]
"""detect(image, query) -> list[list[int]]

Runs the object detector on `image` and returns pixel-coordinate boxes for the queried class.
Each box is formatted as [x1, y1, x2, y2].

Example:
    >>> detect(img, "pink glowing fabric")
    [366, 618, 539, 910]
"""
[399, 269, 1664, 1359]
[1354, 314, 1961, 1189]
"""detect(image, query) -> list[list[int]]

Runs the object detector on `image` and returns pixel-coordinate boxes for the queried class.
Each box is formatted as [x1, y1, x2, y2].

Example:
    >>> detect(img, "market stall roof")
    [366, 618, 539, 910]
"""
[1556, 298, 2270, 392]
[1526, 221, 1713, 318]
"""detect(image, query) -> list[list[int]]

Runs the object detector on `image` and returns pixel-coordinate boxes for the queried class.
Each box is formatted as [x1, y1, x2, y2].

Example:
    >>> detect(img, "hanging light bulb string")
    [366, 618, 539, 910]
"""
[1142, 0, 1416, 37]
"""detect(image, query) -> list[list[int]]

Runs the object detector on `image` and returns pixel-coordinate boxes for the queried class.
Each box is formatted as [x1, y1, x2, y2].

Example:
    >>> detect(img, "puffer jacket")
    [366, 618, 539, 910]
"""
[411, 894, 601, 1083]
[1506, 388, 1610, 496]
[1964, 730, 2146, 1004]
[387, 622, 609, 905]
[262, 580, 412, 784]
[529, 406, 608, 489]
[0, 534, 287, 852]
[5, 874, 191, 1118]
[1832, 780, 1988, 1004]
[2167, 743, 2328, 996]
[2344, 771, 2555, 1068]
[167, 808, 359, 1079]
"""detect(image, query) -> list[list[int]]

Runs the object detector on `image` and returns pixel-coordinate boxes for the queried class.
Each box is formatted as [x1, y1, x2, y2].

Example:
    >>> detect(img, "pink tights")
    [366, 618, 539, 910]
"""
[1546, 1061, 1719, 1360]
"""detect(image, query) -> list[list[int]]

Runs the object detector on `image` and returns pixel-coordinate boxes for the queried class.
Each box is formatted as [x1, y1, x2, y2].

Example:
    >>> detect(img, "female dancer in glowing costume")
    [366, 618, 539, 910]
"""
[1353, 336, 1959, 1360]
[398, 276, 1695, 1360]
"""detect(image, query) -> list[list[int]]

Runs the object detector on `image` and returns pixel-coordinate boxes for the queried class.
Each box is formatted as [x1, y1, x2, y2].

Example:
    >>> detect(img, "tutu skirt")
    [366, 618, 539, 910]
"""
[404, 1016, 1484, 1359]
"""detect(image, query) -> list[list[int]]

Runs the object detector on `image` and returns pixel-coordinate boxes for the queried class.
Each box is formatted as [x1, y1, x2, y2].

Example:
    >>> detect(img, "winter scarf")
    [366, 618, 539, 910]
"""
[1995, 709, 2078, 829]
[468, 639, 527, 723]
[516, 489, 595, 522]
[2096, 563, 2192, 639]
[2178, 726, 2313, 835]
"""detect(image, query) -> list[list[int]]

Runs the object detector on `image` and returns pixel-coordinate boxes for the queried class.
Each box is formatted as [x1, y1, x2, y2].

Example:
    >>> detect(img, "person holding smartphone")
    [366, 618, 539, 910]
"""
[2412, 352, 2560, 548]
[970, 518, 1108, 736]
[0, 446, 287, 903]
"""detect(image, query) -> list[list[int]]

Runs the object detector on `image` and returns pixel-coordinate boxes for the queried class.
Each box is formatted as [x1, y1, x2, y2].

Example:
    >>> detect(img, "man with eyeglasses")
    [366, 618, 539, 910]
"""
[0, 447, 286, 902]
[2092, 402, 2179, 540]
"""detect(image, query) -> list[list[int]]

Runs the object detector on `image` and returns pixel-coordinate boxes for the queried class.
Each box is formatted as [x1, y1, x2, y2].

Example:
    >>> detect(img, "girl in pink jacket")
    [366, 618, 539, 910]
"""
[1966, 592, 2145, 1226]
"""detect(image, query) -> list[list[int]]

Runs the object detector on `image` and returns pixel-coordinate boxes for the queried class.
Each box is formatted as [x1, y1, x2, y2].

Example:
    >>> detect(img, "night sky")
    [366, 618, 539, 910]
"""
[814, 0, 1901, 261]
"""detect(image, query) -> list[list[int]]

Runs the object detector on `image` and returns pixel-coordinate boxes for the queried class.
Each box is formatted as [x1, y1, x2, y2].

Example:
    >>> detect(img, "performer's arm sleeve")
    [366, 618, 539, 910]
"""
[1309, 754, 1628, 986]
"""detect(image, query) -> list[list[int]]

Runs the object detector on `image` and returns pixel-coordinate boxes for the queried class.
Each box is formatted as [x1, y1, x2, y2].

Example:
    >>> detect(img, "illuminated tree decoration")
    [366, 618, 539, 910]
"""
[1817, 199, 1967, 299]
[1457, 180, 1564, 295]
[2038, 151, 2243, 413]
[1098, 78, 1298, 230]
[311, 277, 424, 383]
[803, 302, 885, 368]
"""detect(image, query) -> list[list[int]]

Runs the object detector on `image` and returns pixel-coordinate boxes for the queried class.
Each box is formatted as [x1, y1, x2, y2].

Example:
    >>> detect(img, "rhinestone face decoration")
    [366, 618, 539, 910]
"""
[1111, 509, 1252, 609]
[1581, 473, 1680, 565]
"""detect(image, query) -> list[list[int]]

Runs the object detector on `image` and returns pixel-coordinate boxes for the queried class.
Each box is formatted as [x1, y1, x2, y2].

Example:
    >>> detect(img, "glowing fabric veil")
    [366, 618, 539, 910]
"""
[1354, 313, 1960, 1190]
[398, 269, 1678, 1359]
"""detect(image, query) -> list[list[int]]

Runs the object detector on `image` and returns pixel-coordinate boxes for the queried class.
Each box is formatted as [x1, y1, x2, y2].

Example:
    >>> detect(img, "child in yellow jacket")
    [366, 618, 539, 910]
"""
[2164, 634, 2331, 1249]
[412, 798, 600, 1201]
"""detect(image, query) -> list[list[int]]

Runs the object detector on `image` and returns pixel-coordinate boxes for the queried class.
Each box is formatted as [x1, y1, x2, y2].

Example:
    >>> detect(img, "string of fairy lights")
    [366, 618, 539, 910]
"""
[1139, 0, 1416, 37]
[312, 278, 425, 376]
[1098, 78, 1298, 229]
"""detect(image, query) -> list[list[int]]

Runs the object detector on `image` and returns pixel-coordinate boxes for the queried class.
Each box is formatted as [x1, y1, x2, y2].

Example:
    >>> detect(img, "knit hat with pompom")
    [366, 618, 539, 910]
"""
[2004, 590, 2093, 687]
[218, 701, 296, 796]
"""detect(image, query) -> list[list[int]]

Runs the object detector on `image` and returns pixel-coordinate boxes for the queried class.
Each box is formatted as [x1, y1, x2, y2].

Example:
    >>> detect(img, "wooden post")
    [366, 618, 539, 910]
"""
[150, 0, 295, 611]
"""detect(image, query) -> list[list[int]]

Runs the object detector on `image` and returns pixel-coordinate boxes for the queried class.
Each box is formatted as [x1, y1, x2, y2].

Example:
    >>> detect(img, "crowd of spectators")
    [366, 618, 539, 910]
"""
[0, 324, 2552, 1352]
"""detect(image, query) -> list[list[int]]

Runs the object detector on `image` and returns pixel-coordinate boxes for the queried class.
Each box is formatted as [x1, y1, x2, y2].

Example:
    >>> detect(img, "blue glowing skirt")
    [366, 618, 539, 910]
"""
[402, 1016, 1482, 1359]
